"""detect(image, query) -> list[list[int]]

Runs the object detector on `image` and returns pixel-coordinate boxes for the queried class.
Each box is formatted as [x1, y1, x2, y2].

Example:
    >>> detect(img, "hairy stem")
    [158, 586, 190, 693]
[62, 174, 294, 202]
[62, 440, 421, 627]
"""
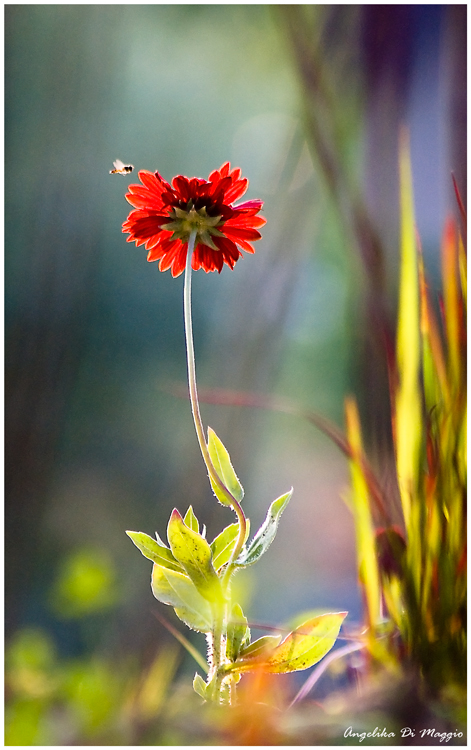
[205, 602, 230, 702]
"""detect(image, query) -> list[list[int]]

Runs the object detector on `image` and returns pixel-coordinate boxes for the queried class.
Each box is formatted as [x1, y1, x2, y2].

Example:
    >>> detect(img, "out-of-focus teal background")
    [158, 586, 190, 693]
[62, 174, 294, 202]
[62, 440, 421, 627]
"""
[5, 5, 466, 744]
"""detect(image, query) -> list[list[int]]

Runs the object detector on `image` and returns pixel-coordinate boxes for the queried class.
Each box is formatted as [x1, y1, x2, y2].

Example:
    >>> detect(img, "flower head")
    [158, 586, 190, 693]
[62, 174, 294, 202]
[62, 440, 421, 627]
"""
[122, 162, 266, 277]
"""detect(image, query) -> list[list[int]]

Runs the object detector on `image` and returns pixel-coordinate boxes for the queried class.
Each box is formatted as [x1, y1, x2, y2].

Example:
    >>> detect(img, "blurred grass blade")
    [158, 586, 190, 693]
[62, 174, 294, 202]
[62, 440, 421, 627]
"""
[458, 233, 466, 311]
[395, 131, 422, 534]
[152, 609, 208, 674]
[132, 645, 180, 720]
[418, 250, 449, 410]
[452, 173, 467, 231]
[441, 218, 461, 392]
[345, 397, 381, 630]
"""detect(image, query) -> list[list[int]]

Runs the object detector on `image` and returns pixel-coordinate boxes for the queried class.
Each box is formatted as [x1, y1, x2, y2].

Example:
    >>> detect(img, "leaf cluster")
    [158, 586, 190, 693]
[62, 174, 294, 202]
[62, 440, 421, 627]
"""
[127, 429, 346, 700]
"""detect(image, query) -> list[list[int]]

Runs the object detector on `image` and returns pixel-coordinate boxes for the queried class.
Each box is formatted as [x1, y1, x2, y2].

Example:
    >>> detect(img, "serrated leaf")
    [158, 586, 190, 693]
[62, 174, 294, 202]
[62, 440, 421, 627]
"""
[262, 612, 347, 674]
[151, 564, 213, 633]
[207, 427, 244, 506]
[226, 603, 250, 662]
[167, 509, 224, 604]
[126, 531, 183, 572]
[238, 634, 282, 660]
[183, 506, 199, 533]
[193, 673, 207, 700]
[236, 489, 293, 567]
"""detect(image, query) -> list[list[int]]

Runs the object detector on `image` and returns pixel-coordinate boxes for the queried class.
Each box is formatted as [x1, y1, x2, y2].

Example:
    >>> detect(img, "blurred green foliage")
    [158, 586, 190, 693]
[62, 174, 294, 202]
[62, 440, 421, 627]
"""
[50, 548, 118, 618]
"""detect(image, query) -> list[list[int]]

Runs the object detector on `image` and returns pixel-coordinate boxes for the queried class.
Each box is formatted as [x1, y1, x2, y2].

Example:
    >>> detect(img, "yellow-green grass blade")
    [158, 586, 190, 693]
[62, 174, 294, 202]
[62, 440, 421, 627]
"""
[395, 131, 422, 535]
[418, 251, 450, 410]
[345, 397, 381, 631]
[458, 233, 466, 312]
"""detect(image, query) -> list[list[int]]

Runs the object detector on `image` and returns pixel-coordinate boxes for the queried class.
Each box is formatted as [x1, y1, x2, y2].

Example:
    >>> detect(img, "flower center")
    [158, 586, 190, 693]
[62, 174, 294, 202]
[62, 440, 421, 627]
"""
[161, 203, 224, 250]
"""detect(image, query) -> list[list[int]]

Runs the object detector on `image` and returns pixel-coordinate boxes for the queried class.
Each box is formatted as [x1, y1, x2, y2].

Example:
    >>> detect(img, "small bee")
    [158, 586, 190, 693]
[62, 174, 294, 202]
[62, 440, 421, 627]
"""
[109, 159, 134, 175]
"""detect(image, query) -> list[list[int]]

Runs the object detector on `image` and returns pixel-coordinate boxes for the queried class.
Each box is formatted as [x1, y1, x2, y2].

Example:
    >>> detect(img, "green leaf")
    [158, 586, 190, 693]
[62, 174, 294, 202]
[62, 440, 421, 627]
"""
[126, 531, 183, 572]
[151, 564, 213, 633]
[183, 506, 199, 533]
[238, 634, 282, 660]
[262, 612, 347, 674]
[226, 603, 250, 662]
[167, 510, 224, 604]
[210, 520, 251, 571]
[236, 489, 293, 567]
[207, 427, 244, 506]
[193, 673, 207, 700]
[210, 524, 236, 570]
[154, 530, 167, 547]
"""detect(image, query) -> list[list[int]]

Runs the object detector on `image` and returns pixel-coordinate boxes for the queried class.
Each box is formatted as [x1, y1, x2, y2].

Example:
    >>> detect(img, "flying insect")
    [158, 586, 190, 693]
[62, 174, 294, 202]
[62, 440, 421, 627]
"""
[110, 159, 134, 175]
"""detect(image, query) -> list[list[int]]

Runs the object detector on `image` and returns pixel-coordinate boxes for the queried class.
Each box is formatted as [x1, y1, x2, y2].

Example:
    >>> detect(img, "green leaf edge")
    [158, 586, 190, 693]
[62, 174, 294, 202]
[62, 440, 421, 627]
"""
[126, 530, 183, 572]
[235, 488, 293, 567]
[193, 673, 208, 700]
[183, 505, 199, 534]
[207, 427, 244, 504]
[264, 611, 348, 674]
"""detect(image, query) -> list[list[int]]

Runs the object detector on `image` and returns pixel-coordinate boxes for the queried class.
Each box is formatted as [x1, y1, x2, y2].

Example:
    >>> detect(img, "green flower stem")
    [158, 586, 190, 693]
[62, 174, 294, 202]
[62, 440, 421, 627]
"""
[183, 232, 247, 570]
[183, 232, 248, 702]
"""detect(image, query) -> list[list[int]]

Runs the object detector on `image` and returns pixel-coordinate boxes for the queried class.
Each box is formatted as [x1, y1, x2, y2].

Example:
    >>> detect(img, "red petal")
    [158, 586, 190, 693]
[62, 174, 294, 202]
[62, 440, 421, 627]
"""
[127, 216, 163, 240]
[172, 175, 194, 202]
[153, 170, 172, 191]
[213, 235, 241, 263]
[208, 175, 232, 200]
[234, 238, 255, 253]
[219, 162, 231, 178]
[145, 234, 162, 251]
[138, 170, 168, 198]
[224, 178, 248, 204]
[229, 167, 241, 181]
[171, 244, 189, 277]
[222, 225, 262, 241]
[225, 214, 266, 229]
[125, 188, 165, 210]
[158, 240, 182, 272]
[234, 199, 264, 211]
[147, 244, 166, 262]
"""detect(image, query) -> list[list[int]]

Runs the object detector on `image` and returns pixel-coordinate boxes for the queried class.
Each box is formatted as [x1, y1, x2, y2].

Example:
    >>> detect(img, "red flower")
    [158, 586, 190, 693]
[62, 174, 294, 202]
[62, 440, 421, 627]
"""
[122, 162, 266, 277]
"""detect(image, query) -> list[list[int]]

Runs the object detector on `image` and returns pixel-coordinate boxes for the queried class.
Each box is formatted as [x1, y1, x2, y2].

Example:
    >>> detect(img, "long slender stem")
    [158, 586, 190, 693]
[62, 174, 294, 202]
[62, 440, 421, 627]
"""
[183, 232, 247, 564]
[183, 233, 248, 702]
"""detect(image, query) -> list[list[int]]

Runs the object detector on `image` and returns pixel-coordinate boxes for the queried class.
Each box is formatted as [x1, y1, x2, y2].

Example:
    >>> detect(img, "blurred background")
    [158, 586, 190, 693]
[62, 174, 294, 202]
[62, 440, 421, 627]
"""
[5, 5, 466, 744]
